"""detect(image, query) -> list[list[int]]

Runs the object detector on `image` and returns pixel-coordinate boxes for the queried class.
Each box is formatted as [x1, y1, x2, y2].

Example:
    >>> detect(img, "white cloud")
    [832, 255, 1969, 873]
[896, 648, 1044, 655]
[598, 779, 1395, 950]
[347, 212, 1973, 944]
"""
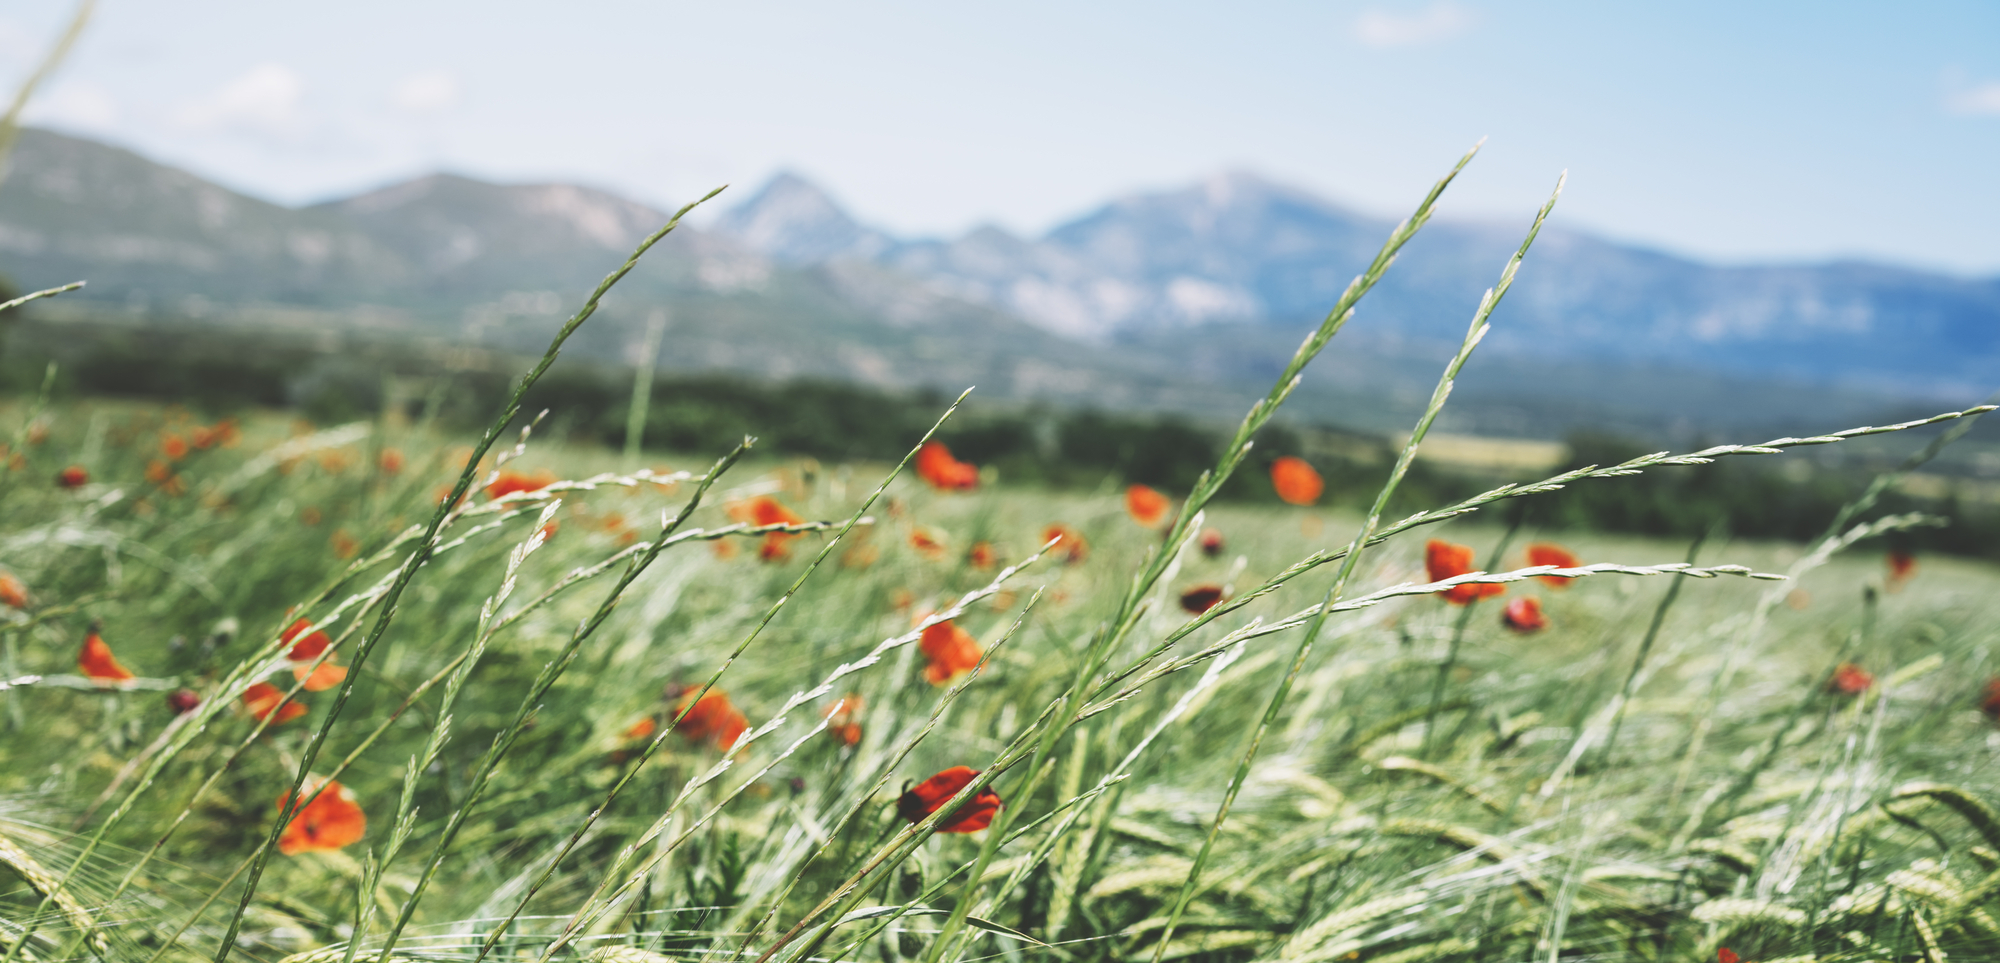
[21, 82, 118, 130]
[1355, 2, 1472, 48]
[1947, 81, 2000, 116]
[174, 63, 306, 134]
[393, 69, 461, 114]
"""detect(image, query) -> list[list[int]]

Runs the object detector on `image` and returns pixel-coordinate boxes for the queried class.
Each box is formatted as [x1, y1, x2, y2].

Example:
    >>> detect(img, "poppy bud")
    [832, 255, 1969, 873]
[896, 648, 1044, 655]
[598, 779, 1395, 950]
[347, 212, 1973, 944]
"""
[168, 689, 201, 714]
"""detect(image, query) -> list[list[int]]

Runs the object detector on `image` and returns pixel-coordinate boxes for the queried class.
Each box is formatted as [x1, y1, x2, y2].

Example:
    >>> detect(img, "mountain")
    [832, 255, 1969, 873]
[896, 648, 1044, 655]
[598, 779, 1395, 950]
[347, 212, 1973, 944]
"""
[0, 126, 1991, 443]
[719, 170, 2000, 399]
[711, 172, 895, 266]
[0, 128, 1210, 413]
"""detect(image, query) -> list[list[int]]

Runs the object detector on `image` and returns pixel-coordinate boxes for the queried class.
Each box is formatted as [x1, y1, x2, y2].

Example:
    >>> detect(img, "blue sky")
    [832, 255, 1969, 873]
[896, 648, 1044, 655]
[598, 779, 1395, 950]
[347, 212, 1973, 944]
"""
[6, 0, 1999, 273]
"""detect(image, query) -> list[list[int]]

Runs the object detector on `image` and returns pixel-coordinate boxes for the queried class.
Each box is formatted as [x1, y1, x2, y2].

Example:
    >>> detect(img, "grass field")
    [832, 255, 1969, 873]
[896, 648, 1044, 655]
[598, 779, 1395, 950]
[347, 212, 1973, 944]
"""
[2, 389, 1998, 963]
[4, 156, 2000, 963]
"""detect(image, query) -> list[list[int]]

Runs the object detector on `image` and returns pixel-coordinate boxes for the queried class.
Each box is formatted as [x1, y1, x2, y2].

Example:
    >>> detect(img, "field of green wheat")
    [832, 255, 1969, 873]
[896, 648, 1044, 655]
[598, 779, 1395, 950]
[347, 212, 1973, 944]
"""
[4, 151, 2000, 963]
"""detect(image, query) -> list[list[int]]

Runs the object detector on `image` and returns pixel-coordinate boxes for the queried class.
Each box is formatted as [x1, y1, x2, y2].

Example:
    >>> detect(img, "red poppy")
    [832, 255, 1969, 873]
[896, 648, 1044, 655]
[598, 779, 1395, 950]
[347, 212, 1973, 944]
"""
[242, 682, 307, 724]
[915, 440, 979, 491]
[1526, 543, 1580, 588]
[378, 448, 405, 474]
[282, 618, 331, 660]
[1502, 597, 1548, 632]
[161, 434, 189, 462]
[1199, 528, 1225, 558]
[1426, 540, 1504, 605]
[485, 470, 554, 500]
[292, 662, 348, 692]
[1040, 524, 1088, 564]
[1125, 485, 1172, 528]
[1270, 456, 1324, 506]
[190, 425, 218, 450]
[1828, 663, 1873, 696]
[0, 573, 27, 610]
[1887, 550, 1916, 592]
[78, 625, 135, 683]
[674, 688, 748, 751]
[909, 526, 949, 561]
[1980, 679, 2000, 719]
[57, 465, 88, 489]
[731, 496, 805, 561]
[897, 765, 1002, 833]
[167, 689, 201, 714]
[920, 619, 984, 685]
[1718, 951, 1739, 963]
[967, 541, 997, 570]
[1179, 585, 1225, 615]
[824, 694, 863, 747]
[625, 716, 658, 741]
[277, 778, 367, 855]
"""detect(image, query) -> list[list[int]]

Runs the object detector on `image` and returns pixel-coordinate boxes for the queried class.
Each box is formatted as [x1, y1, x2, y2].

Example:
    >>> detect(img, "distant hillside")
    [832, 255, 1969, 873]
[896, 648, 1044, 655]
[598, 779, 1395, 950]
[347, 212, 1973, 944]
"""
[0, 128, 1213, 415]
[0, 127, 1989, 443]
[720, 171, 2000, 399]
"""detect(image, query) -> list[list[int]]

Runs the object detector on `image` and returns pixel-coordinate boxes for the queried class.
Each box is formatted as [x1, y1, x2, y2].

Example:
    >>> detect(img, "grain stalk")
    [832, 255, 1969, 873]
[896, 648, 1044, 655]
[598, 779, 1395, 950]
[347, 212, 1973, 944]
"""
[1149, 170, 1566, 961]
[207, 187, 725, 963]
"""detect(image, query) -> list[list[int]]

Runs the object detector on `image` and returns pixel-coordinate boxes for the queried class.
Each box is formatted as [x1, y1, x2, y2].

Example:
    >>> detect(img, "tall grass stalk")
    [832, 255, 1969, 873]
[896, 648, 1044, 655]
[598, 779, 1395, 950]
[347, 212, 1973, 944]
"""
[1150, 169, 1567, 961]
[480, 388, 978, 962]
[209, 187, 726, 963]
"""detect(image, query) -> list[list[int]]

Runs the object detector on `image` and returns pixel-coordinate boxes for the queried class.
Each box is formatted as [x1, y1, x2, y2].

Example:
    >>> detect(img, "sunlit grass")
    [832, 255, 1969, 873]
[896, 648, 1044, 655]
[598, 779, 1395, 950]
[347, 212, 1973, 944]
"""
[1, 149, 1997, 963]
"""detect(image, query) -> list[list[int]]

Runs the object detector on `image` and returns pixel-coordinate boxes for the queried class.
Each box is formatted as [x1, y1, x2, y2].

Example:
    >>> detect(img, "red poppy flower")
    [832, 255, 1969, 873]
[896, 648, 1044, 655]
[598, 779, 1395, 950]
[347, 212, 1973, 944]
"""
[242, 682, 307, 724]
[1199, 528, 1225, 558]
[1828, 663, 1873, 696]
[1270, 456, 1324, 506]
[78, 625, 135, 683]
[1981, 679, 2000, 719]
[277, 778, 366, 855]
[1040, 524, 1088, 564]
[1526, 543, 1580, 588]
[167, 689, 201, 714]
[1125, 485, 1171, 528]
[920, 619, 984, 685]
[897, 765, 1002, 833]
[190, 425, 218, 450]
[824, 694, 863, 747]
[625, 716, 658, 740]
[292, 662, 348, 692]
[282, 618, 331, 660]
[1718, 950, 1739, 963]
[730, 496, 805, 561]
[161, 434, 189, 462]
[0, 573, 27, 610]
[1426, 540, 1504, 604]
[1887, 550, 1916, 592]
[909, 526, 949, 561]
[378, 448, 405, 474]
[1179, 585, 1225, 615]
[915, 440, 979, 491]
[674, 688, 748, 751]
[57, 465, 88, 489]
[485, 470, 554, 500]
[967, 541, 997, 570]
[1502, 597, 1548, 632]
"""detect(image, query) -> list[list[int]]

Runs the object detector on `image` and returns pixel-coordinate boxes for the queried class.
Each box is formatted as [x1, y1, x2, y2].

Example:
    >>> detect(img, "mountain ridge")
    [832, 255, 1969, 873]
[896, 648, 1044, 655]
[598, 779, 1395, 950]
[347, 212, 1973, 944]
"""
[1, 126, 1991, 442]
[716, 169, 2000, 400]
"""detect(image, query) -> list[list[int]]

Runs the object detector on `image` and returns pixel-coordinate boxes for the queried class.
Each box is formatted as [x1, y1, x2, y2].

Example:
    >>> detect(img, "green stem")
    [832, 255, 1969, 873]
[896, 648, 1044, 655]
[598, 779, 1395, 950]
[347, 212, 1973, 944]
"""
[1148, 169, 1565, 963]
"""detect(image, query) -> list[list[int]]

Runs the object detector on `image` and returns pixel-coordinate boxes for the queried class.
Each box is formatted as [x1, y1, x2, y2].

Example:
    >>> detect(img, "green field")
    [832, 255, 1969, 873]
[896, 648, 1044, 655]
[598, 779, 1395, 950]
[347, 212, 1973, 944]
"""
[3, 162, 1999, 963]
[2, 387, 1998, 963]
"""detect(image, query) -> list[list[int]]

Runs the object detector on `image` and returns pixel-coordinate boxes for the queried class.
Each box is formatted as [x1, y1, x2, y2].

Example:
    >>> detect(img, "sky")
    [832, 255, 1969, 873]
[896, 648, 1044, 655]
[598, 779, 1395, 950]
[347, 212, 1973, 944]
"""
[5, 0, 1999, 274]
